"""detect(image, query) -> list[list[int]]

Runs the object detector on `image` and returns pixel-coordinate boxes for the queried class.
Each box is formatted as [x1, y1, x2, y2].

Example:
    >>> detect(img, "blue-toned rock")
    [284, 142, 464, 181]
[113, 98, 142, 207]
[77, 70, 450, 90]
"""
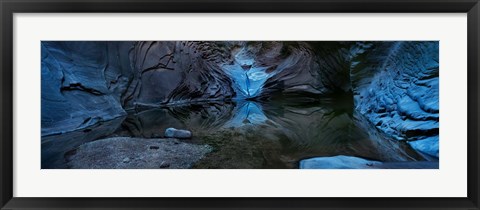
[300, 155, 382, 169]
[300, 155, 439, 169]
[165, 128, 192, 139]
[41, 41, 134, 136]
[350, 41, 439, 157]
[408, 136, 439, 157]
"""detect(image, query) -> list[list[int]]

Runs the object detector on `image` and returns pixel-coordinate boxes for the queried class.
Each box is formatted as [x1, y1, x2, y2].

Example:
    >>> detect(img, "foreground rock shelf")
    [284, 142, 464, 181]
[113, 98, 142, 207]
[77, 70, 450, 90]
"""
[66, 137, 212, 169]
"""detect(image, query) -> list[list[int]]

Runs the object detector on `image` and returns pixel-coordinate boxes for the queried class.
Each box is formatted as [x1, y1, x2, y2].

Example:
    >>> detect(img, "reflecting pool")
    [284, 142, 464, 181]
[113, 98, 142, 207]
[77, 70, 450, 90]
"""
[42, 94, 433, 169]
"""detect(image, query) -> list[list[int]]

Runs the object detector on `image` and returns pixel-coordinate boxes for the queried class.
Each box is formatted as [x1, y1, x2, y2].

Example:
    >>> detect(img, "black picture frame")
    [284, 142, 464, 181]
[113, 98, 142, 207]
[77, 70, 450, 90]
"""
[1, 0, 479, 209]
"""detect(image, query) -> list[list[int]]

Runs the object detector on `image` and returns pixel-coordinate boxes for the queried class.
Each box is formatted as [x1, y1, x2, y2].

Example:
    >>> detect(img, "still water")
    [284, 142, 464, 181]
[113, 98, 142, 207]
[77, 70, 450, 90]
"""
[42, 95, 427, 169]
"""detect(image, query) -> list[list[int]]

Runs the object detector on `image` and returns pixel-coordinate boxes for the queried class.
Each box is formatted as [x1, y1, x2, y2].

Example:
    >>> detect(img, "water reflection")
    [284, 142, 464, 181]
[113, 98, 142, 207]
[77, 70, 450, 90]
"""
[42, 96, 427, 169]
[224, 101, 269, 128]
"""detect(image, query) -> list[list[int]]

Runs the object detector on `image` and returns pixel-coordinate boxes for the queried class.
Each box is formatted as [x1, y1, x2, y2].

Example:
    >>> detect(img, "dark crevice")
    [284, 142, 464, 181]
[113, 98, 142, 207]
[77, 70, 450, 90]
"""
[60, 83, 105, 95]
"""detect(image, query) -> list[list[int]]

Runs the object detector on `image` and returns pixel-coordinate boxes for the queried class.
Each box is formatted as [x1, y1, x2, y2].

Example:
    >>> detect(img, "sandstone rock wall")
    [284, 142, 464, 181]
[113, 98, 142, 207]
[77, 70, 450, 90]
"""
[122, 41, 235, 107]
[350, 41, 439, 157]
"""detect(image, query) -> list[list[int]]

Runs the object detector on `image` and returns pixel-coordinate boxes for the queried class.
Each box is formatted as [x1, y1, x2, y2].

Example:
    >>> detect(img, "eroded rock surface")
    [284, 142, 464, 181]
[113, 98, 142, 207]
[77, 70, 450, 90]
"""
[350, 42, 439, 157]
[41, 41, 134, 135]
[122, 41, 236, 107]
[220, 42, 351, 99]
[120, 41, 352, 106]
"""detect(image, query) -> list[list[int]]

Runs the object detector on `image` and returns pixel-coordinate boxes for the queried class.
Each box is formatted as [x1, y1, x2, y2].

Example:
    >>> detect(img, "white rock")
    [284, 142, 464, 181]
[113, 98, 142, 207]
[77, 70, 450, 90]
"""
[299, 155, 381, 169]
[165, 128, 192, 139]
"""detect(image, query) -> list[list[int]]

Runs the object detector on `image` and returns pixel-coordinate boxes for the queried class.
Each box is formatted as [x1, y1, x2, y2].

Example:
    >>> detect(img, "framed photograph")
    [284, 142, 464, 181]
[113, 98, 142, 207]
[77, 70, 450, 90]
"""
[1, 0, 479, 209]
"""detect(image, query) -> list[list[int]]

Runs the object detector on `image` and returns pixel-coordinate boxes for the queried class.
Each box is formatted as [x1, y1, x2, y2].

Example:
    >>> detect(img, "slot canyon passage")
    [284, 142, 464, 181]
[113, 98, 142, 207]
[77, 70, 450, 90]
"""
[41, 41, 439, 169]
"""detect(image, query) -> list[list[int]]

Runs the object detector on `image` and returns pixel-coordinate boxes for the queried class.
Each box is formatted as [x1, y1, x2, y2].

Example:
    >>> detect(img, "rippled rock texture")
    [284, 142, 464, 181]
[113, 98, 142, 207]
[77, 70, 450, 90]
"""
[42, 41, 353, 134]
[351, 42, 439, 157]
[41, 41, 439, 168]
[221, 42, 351, 99]
[123, 41, 351, 106]
[41, 41, 133, 135]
